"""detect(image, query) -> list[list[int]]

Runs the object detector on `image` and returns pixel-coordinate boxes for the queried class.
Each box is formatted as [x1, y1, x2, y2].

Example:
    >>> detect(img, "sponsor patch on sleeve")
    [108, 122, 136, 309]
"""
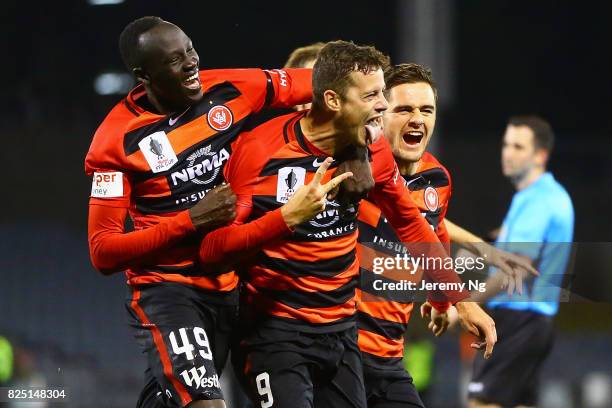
[91, 171, 124, 198]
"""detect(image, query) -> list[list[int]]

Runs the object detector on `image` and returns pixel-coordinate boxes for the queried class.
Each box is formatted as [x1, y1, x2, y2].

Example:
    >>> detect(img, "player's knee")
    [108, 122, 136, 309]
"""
[186, 399, 226, 408]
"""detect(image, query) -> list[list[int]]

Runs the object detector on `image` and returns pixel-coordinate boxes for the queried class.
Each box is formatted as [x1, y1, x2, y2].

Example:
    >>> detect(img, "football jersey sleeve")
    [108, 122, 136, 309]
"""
[369, 137, 468, 304]
[198, 134, 291, 266]
[218, 68, 312, 112]
[88, 205, 195, 274]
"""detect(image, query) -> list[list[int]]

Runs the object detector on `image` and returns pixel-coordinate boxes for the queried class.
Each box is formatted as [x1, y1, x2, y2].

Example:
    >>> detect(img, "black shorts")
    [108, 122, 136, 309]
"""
[362, 358, 425, 408]
[241, 325, 367, 408]
[468, 308, 554, 407]
[126, 283, 238, 407]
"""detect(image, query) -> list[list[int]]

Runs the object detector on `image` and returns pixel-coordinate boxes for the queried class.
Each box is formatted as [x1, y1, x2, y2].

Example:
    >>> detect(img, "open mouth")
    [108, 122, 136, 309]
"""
[183, 72, 201, 90]
[402, 131, 424, 146]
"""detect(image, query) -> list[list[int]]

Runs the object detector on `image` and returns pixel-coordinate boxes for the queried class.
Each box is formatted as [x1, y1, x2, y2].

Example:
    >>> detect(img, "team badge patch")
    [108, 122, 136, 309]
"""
[277, 167, 306, 203]
[139, 131, 178, 173]
[91, 172, 123, 198]
[207, 105, 233, 131]
[424, 186, 439, 211]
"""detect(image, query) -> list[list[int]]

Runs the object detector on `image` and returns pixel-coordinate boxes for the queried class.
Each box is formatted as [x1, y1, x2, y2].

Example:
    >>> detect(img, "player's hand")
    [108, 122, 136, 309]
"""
[189, 183, 236, 230]
[420, 302, 451, 337]
[281, 157, 353, 228]
[329, 146, 374, 207]
[455, 301, 497, 359]
[481, 245, 539, 295]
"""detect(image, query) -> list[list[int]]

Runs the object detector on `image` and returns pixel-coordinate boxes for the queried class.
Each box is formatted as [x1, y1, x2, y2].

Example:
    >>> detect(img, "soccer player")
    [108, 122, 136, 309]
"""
[198, 41, 496, 408]
[84, 16, 334, 408]
[356, 64, 539, 408]
[468, 116, 574, 408]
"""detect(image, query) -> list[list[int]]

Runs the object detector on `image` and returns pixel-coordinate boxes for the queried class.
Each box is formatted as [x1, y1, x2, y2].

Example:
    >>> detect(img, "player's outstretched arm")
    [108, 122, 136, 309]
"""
[444, 218, 539, 296]
[88, 183, 237, 275]
[199, 157, 352, 265]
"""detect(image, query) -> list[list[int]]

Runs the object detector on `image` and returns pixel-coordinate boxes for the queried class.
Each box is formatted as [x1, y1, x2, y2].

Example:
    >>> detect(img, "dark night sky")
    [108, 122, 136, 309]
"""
[2, 0, 610, 239]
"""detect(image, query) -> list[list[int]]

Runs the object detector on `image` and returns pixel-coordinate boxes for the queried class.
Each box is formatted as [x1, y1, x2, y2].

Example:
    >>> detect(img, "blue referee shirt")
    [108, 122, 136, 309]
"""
[488, 172, 574, 316]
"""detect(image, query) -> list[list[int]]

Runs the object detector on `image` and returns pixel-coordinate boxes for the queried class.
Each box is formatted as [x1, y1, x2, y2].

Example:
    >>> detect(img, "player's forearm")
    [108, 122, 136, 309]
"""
[371, 187, 468, 304]
[199, 208, 290, 265]
[268, 68, 312, 108]
[469, 272, 507, 303]
[88, 205, 195, 274]
[445, 218, 485, 250]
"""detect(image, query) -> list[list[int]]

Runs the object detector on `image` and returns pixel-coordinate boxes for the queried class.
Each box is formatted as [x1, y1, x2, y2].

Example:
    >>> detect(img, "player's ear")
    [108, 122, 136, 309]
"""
[133, 67, 150, 85]
[323, 90, 341, 112]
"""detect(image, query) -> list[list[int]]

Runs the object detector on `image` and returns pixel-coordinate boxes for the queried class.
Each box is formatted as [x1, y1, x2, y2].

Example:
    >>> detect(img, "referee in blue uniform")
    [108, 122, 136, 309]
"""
[468, 115, 574, 408]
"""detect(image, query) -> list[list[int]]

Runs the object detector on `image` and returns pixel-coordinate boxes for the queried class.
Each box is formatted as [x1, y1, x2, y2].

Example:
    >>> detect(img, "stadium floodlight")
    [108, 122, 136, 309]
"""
[87, 0, 125, 5]
[94, 72, 133, 95]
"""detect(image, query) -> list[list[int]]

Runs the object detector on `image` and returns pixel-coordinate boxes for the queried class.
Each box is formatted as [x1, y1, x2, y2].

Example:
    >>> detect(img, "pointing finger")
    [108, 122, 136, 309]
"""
[322, 172, 353, 194]
[312, 157, 334, 185]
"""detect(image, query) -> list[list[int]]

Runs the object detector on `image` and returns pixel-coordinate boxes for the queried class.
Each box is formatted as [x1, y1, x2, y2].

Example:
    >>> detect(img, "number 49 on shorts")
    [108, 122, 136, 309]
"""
[169, 327, 213, 361]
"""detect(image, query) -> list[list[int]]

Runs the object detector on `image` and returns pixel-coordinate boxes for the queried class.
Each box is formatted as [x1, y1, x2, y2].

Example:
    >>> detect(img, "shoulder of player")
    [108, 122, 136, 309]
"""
[419, 151, 452, 182]
[86, 94, 168, 175]
[85, 98, 148, 175]
[227, 113, 299, 178]
[198, 68, 265, 89]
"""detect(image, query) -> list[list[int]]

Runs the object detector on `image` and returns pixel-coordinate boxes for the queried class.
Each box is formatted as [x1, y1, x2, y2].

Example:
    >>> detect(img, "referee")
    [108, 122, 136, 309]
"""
[468, 115, 574, 408]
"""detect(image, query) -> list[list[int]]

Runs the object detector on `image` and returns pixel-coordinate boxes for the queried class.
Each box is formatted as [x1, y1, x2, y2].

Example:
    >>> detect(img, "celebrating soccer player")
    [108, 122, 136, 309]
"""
[84, 16, 350, 408]
[198, 41, 497, 408]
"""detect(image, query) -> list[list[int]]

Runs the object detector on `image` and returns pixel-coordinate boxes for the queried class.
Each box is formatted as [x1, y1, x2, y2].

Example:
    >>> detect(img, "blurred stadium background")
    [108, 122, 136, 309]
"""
[1, 0, 611, 406]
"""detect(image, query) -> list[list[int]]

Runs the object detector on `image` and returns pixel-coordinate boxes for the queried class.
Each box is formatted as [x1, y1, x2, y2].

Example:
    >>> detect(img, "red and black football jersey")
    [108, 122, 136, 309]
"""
[199, 112, 465, 332]
[85, 68, 311, 292]
[356, 152, 452, 367]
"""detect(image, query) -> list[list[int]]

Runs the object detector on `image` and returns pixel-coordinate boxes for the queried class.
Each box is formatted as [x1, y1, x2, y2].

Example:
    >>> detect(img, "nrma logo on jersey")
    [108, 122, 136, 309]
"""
[170, 145, 230, 187]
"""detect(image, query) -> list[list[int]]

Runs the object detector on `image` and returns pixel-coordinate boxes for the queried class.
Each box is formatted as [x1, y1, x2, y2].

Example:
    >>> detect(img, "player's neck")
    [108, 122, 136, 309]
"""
[514, 167, 545, 191]
[300, 112, 350, 155]
[398, 160, 420, 177]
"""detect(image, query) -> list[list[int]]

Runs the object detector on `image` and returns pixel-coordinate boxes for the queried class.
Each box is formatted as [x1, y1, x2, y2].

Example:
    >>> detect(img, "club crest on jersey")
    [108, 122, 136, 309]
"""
[277, 167, 306, 203]
[424, 186, 439, 211]
[138, 131, 178, 173]
[207, 105, 233, 131]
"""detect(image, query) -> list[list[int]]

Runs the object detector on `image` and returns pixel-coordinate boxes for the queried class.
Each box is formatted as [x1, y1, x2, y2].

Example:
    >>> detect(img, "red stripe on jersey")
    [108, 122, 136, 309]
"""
[357, 329, 404, 358]
[262, 234, 356, 263]
[249, 256, 358, 292]
[129, 288, 192, 406]
[246, 282, 359, 325]
[128, 271, 238, 292]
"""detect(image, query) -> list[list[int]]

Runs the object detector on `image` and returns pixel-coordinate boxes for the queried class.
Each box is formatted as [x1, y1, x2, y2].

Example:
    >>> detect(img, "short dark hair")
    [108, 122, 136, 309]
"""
[285, 42, 326, 68]
[312, 40, 390, 110]
[384, 63, 437, 101]
[119, 16, 165, 71]
[508, 115, 555, 152]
